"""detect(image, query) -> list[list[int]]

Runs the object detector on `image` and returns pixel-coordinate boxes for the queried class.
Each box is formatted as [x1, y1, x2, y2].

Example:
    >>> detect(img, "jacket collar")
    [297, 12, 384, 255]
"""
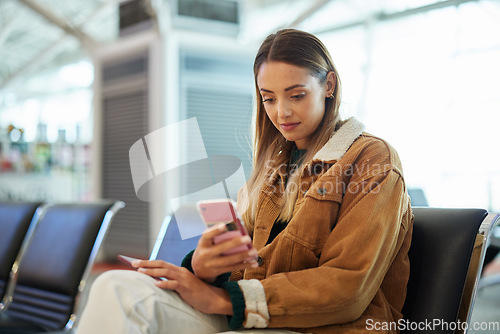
[312, 117, 365, 162]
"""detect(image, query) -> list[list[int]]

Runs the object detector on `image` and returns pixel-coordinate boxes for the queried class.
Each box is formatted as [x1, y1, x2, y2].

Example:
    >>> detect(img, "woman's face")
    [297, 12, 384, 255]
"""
[257, 61, 335, 149]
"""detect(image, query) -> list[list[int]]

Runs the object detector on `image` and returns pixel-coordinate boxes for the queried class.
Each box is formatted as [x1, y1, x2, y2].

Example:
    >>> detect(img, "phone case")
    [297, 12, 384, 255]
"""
[197, 199, 251, 255]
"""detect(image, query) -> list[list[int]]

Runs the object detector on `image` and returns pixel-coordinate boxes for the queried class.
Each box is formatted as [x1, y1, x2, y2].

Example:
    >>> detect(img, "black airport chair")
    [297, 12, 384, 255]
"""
[402, 207, 499, 334]
[0, 200, 125, 333]
[0, 202, 43, 302]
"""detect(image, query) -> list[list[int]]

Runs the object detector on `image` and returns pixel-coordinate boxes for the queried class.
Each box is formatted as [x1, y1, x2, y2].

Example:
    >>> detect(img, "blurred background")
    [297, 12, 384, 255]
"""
[0, 0, 499, 261]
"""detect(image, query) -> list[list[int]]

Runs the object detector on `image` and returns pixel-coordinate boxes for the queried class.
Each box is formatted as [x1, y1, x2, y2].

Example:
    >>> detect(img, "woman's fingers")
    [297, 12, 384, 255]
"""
[133, 260, 177, 279]
[198, 224, 254, 257]
[192, 224, 257, 281]
[132, 259, 170, 269]
[215, 260, 259, 274]
[194, 230, 253, 261]
[195, 242, 257, 279]
[211, 234, 253, 255]
[208, 247, 258, 268]
[137, 267, 168, 279]
[198, 223, 227, 247]
[137, 262, 188, 280]
[155, 278, 178, 290]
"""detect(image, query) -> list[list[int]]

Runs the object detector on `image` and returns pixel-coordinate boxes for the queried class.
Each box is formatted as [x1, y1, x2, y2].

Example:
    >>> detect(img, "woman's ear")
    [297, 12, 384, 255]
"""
[325, 71, 337, 97]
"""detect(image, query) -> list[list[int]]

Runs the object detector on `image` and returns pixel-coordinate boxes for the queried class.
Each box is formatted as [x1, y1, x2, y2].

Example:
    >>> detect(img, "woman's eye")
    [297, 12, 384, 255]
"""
[291, 94, 305, 100]
[263, 98, 275, 103]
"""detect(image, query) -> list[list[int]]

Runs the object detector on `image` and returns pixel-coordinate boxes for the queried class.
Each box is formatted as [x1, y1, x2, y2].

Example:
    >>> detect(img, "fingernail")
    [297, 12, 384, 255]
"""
[138, 268, 146, 273]
[241, 235, 251, 243]
[248, 249, 257, 256]
[251, 262, 259, 268]
[131, 260, 141, 267]
[217, 223, 227, 231]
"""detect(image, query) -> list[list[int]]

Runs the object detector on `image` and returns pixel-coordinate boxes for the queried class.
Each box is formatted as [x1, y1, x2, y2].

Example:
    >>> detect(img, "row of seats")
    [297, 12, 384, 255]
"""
[0, 200, 125, 334]
[0, 202, 498, 334]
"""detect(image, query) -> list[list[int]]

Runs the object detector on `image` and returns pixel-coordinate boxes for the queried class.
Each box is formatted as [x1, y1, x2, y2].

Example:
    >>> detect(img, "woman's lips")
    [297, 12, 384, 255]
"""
[280, 122, 300, 131]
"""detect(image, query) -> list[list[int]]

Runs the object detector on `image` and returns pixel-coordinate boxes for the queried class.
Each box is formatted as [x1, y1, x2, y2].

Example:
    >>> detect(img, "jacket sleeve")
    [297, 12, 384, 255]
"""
[240, 165, 411, 329]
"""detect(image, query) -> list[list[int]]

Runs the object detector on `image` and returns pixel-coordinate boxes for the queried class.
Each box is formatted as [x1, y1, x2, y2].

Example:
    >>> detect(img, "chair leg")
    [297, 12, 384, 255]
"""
[458, 234, 484, 322]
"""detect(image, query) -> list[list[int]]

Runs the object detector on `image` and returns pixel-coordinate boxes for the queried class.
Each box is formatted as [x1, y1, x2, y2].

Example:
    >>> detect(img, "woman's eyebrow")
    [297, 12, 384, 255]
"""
[285, 84, 306, 91]
[259, 84, 306, 93]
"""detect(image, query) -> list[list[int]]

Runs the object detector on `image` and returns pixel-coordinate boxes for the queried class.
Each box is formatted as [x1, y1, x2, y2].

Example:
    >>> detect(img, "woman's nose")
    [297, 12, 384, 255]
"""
[277, 101, 292, 119]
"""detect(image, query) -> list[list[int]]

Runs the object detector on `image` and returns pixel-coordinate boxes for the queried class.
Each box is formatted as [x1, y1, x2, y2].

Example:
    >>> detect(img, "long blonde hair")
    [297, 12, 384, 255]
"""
[241, 29, 343, 232]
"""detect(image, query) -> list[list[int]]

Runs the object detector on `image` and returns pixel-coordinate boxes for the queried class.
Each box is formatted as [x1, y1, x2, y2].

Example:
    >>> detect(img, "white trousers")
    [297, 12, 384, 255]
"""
[76, 270, 301, 334]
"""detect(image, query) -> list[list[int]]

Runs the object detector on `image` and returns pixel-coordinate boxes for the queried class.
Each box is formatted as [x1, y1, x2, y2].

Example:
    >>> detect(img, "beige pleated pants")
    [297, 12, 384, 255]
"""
[76, 270, 300, 334]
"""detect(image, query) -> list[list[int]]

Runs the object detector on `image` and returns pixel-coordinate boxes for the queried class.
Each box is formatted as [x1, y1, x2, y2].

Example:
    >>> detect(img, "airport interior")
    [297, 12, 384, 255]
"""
[1, 0, 500, 332]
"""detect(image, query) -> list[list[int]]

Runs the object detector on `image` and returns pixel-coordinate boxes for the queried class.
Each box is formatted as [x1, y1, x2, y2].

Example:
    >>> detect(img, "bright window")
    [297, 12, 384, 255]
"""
[320, 2, 500, 210]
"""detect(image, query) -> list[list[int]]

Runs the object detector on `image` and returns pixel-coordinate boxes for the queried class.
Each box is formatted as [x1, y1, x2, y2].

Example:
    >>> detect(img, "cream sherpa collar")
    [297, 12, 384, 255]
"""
[312, 117, 366, 162]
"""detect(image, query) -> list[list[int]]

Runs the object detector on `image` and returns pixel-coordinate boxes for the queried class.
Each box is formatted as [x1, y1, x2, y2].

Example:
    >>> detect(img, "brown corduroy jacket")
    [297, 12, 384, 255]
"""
[233, 118, 413, 333]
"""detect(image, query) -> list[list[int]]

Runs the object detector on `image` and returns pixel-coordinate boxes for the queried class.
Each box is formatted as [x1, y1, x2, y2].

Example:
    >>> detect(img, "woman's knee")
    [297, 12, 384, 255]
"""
[89, 270, 157, 298]
[91, 269, 135, 288]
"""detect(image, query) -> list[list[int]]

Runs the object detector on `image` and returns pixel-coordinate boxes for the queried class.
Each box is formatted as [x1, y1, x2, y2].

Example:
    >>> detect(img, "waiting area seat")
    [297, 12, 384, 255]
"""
[402, 207, 499, 334]
[149, 214, 202, 265]
[0, 202, 43, 302]
[0, 200, 125, 334]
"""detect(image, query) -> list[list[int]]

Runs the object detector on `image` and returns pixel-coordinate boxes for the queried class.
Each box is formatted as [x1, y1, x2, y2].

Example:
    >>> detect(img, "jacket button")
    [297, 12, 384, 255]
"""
[257, 256, 264, 266]
[317, 188, 327, 195]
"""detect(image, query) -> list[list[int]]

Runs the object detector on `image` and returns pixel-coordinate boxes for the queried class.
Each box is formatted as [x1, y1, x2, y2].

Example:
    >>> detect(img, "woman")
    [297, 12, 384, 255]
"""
[78, 29, 413, 334]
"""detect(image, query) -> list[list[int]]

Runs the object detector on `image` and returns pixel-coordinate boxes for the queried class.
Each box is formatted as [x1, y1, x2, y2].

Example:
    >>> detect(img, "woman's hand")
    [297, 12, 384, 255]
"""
[132, 260, 233, 315]
[191, 223, 258, 283]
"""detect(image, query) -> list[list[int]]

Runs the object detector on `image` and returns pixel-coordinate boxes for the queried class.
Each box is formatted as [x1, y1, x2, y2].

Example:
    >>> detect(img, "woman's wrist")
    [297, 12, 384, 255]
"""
[222, 281, 246, 329]
[209, 285, 234, 315]
[194, 265, 217, 283]
[186, 249, 218, 283]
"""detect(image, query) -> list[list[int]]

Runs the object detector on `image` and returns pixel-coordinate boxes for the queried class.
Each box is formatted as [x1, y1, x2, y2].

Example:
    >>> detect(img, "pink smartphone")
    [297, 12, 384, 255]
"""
[117, 254, 167, 281]
[196, 199, 251, 256]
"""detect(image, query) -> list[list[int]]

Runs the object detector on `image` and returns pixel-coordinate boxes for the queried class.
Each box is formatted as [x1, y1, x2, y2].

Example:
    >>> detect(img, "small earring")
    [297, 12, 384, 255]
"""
[327, 92, 334, 99]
